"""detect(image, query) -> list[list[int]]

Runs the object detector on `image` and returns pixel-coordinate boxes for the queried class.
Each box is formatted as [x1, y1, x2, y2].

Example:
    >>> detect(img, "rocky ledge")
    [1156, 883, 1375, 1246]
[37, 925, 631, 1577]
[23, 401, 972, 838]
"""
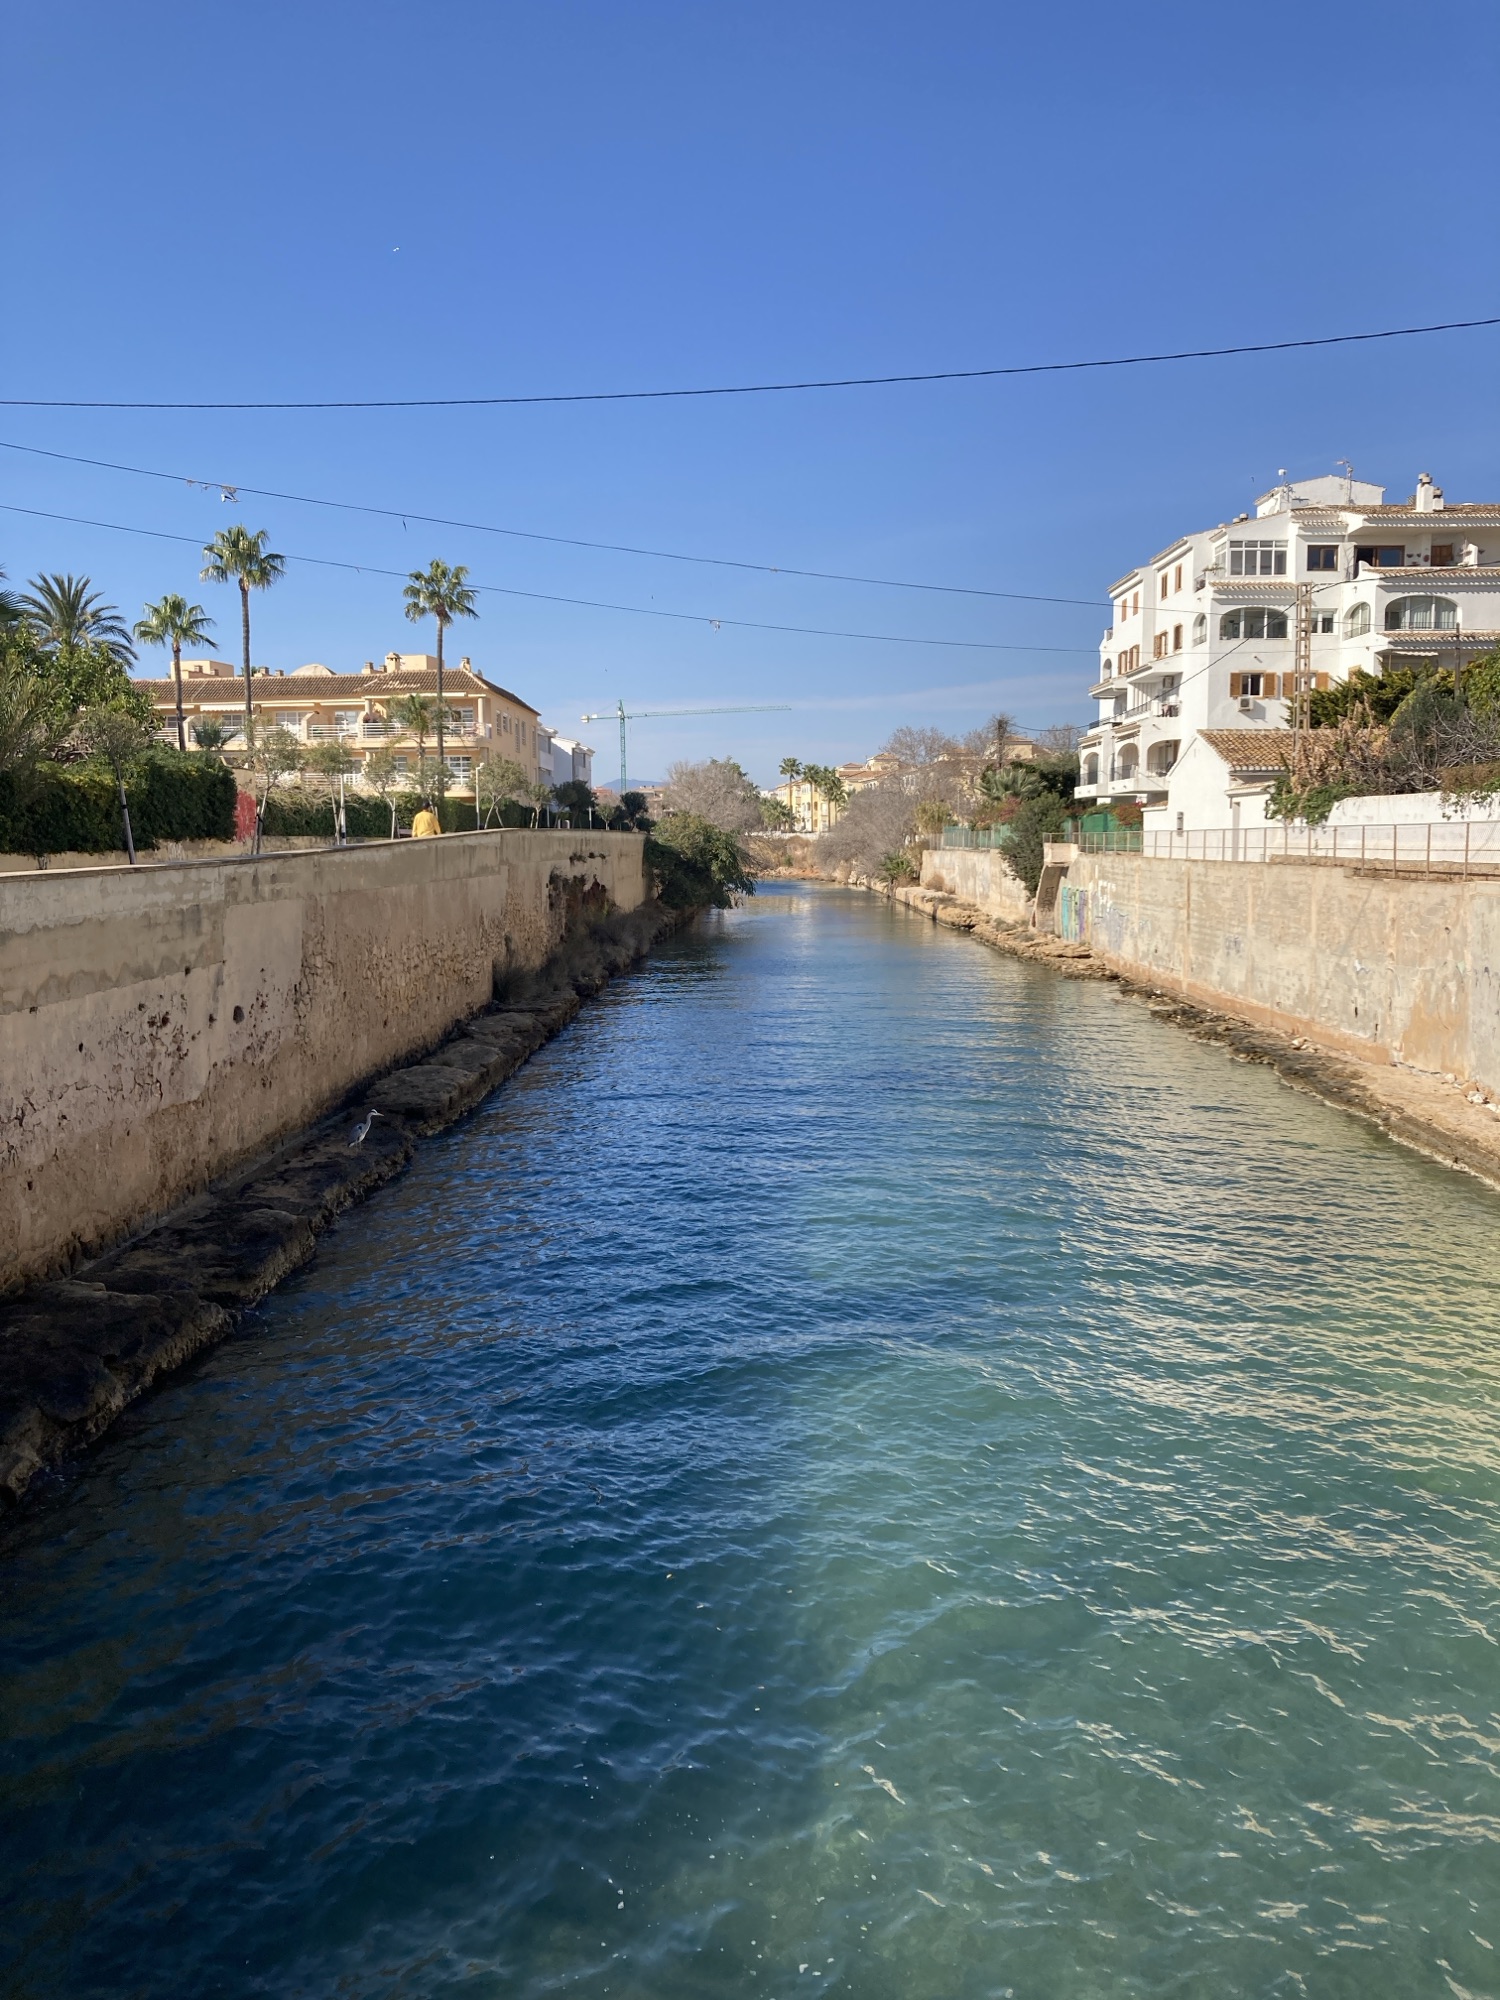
[0, 901, 687, 1505]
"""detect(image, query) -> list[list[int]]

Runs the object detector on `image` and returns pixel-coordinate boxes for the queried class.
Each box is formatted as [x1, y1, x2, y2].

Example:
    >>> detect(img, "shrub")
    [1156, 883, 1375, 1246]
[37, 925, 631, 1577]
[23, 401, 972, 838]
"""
[645, 813, 755, 908]
[261, 790, 397, 839]
[1001, 792, 1071, 895]
[0, 750, 235, 855]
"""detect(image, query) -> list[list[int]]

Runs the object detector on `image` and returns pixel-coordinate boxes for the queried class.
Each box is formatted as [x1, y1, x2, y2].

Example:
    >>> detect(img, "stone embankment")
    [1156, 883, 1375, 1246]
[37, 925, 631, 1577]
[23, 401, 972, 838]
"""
[0, 902, 685, 1504]
[881, 875, 1500, 1197]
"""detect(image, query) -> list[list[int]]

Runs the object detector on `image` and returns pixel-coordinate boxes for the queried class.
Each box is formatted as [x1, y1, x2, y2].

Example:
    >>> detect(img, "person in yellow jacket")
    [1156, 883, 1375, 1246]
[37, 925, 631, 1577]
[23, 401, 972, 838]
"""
[411, 804, 442, 839]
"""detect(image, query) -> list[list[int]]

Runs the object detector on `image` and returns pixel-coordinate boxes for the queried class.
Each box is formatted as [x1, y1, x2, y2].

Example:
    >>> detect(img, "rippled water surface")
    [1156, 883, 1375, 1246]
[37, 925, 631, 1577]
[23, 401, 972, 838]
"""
[3, 883, 1500, 1998]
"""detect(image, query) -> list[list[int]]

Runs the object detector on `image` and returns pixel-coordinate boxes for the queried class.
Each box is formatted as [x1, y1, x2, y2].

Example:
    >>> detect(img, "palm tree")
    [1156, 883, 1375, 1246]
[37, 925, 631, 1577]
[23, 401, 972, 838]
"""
[134, 595, 216, 751]
[0, 565, 22, 630]
[390, 693, 437, 788]
[402, 560, 478, 783]
[200, 525, 286, 737]
[19, 573, 136, 663]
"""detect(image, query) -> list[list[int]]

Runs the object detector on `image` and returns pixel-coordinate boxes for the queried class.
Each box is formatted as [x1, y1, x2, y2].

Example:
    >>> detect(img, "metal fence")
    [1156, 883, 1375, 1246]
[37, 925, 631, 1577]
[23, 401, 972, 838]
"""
[938, 825, 1014, 850]
[1075, 821, 1500, 874]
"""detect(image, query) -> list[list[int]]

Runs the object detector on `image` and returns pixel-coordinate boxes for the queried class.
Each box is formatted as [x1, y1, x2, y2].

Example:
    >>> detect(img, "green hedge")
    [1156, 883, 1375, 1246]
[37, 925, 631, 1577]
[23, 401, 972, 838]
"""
[0, 754, 237, 856]
[261, 791, 399, 839]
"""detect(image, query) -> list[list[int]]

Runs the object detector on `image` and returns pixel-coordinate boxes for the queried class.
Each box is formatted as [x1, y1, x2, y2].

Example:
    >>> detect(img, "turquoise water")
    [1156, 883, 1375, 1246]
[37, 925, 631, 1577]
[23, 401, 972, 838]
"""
[3, 882, 1500, 1998]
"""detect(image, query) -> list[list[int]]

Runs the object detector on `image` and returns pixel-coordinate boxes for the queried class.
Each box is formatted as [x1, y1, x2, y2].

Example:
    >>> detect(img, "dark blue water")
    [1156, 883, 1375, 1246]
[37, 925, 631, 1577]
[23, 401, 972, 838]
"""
[3, 882, 1499, 1998]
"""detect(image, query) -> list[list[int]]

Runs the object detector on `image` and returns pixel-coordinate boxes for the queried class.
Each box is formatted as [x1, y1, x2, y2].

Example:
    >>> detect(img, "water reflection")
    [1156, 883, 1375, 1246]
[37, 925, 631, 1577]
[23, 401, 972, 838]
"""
[2, 884, 1498, 1998]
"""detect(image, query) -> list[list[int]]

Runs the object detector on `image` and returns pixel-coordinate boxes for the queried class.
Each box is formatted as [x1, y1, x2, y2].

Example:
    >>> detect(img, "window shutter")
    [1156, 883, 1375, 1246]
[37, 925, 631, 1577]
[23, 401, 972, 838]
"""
[1314, 673, 1329, 691]
[1229, 673, 1241, 697]
[1264, 674, 1278, 697]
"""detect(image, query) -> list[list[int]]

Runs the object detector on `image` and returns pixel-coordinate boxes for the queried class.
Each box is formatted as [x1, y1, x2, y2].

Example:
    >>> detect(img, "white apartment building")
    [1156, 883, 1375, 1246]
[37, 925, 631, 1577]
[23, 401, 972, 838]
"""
[539, 730, 594, 792]
[1076, 472, 1500, 830]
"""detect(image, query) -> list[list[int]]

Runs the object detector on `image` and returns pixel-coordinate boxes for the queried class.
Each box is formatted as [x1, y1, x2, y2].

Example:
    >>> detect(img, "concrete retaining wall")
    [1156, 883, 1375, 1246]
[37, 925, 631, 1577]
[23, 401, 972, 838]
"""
[0, 831, 647, 1291]
[919, 847, 1032, 922]
[1070, 852, 1500, 1093]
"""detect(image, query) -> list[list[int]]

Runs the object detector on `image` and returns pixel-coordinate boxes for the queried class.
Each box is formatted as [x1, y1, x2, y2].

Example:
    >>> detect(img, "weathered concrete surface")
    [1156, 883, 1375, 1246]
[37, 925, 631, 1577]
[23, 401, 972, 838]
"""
[885, 869, 1500, 1197]
[918, 846, 1034, 923]
[1070, 853, 1500, 1097]
[0, 900, 684, 1502]
[0, 831, 648, 1292]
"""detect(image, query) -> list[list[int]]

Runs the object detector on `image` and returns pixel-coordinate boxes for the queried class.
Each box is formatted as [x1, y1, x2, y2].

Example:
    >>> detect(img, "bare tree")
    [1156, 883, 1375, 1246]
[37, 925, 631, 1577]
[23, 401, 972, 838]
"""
[880, 725, 962, 767]
[662, 757, 765, 833]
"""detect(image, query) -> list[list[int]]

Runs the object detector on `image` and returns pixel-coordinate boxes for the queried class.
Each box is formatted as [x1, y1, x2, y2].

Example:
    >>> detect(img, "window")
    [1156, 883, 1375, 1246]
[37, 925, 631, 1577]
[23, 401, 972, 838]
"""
[1113, 694, 1126, 716]
[1101, 658, 1113, 679]
[1083, 754, 1099, 785]
[1219, 608, 1288, 640]
[1132, 591, 1140, 615]
[1160, 674, 1179, 695]
[1172, 623, 1183, 651]
[1153, 632, 1170, 660]
[1307, 545, 1339, 571]
[1147, 741, 1179, 776]
[1116, 746, 1138, 779]
[1117, 599, 1130, 625]
[1385, 595, 1459, 632]
[1174, 563, 1183, 592]
[1430, 544, 1455, 567]
[1192, 613, 1207, 644]
[1355, 545, 1405, 569]
[1230, 672, 1279, 698]
[1313, 612, 1335, 634]
[1344, 601, 1371, 636]
[1229, 539, 1287, 576]
[1159, 570, 1170, 597]
[333, 708, 360, 736]
[446, 755, 472, 779]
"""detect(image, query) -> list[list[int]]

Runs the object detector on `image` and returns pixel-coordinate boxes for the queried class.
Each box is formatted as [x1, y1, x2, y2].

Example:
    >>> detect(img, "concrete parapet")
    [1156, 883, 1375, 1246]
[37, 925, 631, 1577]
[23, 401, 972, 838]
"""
[1067, 852, 1500, 1096]
[0, 831, 648, 1292]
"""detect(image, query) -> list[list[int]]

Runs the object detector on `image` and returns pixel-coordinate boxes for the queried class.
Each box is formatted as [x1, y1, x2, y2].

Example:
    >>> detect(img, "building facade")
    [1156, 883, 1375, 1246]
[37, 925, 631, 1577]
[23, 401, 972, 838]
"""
[1076, 473, 1500, 829]
[132, 653, 542, 795]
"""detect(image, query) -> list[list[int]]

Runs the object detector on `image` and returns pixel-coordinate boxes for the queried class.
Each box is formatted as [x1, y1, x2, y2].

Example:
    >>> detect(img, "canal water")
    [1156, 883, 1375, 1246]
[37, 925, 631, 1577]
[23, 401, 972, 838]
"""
[3, 882, 1499, 1999]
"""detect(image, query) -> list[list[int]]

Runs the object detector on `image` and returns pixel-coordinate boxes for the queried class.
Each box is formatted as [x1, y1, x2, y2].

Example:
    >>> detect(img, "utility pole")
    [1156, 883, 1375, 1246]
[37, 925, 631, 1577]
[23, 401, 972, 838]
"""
[1292, 582, 1314, 742]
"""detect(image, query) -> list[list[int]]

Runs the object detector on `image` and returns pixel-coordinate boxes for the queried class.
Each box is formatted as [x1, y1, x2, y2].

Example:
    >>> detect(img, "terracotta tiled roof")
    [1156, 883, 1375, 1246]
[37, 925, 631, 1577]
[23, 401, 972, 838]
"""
[1199, 729, 1295, 771]
[129, 666, 538, 711]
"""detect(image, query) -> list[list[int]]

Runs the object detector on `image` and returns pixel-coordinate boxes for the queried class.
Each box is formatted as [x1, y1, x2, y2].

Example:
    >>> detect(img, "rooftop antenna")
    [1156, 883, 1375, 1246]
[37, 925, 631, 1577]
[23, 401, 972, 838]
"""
[579, 699, 791, 796]
[1335, 458, 1355, 501]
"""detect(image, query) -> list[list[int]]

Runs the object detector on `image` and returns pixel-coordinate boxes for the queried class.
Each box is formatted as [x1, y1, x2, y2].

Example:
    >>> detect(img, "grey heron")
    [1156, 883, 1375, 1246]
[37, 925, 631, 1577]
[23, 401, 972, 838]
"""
[348, 1109, 385, 1148]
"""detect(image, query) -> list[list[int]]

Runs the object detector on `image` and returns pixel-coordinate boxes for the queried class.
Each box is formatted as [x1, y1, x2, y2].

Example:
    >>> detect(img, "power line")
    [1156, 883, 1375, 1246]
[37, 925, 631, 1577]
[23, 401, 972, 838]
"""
[0, 437, 1104, 607]
[0, 502, 1096, 655]
[3, 315, 1496, 411]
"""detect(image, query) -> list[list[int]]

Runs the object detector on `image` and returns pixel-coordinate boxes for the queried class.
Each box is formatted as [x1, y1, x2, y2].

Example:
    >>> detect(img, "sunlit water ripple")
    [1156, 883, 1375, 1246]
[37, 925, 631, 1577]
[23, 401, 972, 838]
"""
[3, 882, 1499, 1998]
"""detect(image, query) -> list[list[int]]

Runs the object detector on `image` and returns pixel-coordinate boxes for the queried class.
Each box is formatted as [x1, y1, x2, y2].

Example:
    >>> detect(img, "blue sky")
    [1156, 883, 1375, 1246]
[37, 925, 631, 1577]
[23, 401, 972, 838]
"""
[4, 0, 1498, 785]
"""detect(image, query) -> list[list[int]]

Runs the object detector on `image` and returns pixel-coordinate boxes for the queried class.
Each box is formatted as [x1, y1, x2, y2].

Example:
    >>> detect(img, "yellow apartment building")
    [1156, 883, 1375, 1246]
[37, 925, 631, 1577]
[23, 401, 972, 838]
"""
[130, 653, 542, 793]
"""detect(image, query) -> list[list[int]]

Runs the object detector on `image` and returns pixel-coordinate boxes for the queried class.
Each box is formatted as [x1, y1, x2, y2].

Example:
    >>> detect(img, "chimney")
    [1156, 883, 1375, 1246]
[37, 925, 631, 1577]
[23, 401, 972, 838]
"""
[363, 660, 375, 674]
[1414, 472, 1444, 513]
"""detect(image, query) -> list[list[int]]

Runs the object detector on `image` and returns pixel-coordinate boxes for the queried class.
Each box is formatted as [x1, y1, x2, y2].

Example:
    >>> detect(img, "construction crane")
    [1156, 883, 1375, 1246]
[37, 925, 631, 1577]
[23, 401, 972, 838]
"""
[579, 700, 791, 797]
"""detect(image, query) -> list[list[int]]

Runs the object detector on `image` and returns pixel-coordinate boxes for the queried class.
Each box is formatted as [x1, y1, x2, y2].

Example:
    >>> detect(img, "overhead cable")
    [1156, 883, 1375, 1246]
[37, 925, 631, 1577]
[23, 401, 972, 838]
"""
[2, 315, 1496, 410]
[0, 437, 1104, 607]
[0, 503, 1095, 655]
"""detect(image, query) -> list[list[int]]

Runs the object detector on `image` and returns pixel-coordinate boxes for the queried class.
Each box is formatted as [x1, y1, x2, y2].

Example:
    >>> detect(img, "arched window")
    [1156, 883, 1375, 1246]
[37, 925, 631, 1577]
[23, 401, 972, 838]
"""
[1116, 745, 1139, 780]
[1083, 753, 1099, 786]
[1101, 658, 1113, 678]
[1344, 602, 1371, 636]
[1147, 741, 1179, 777]
[1384, 595, 1458, 632]
[1219, 608, 1288, 640]
[1192, 613, 1207, 645]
